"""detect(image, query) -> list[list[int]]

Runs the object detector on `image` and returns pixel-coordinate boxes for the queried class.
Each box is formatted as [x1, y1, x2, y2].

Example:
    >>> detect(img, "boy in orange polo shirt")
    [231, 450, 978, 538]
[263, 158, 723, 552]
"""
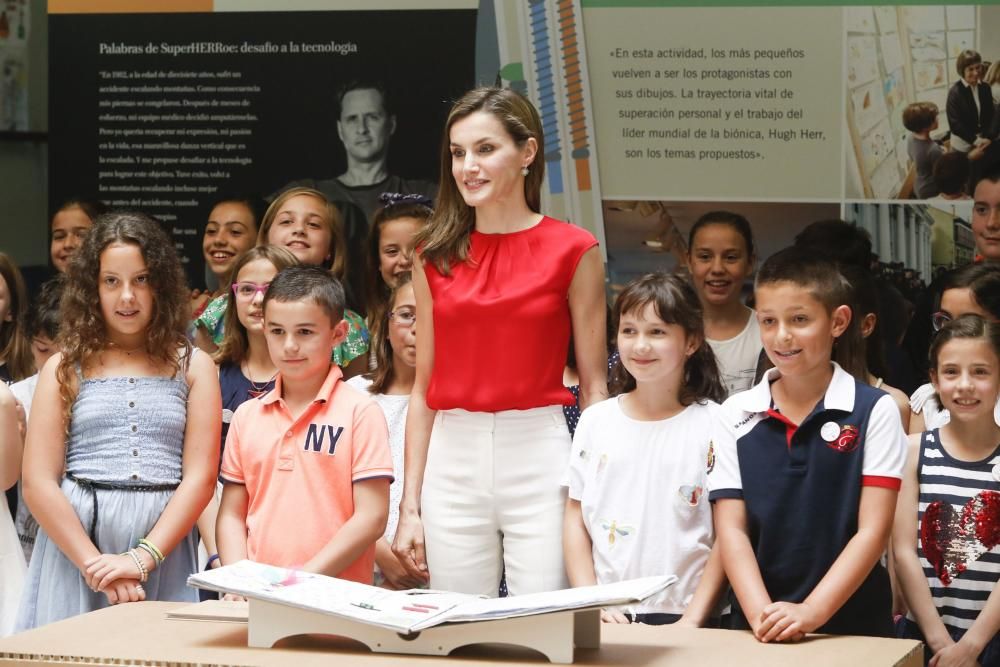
[216, 266, 392, 583]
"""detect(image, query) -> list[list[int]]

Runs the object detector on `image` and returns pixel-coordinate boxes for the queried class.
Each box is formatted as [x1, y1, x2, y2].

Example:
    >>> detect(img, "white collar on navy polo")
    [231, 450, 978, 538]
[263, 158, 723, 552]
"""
[728, 362, 856, 415]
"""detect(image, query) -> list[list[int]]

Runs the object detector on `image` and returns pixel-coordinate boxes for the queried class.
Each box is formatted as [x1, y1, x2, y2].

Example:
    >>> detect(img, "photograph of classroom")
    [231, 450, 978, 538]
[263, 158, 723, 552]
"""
[844, 4, 1000, 199]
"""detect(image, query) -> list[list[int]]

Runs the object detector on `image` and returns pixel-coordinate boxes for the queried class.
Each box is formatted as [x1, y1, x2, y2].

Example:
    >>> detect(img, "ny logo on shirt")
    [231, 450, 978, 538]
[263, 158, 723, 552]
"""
[303, 423, 345, 456]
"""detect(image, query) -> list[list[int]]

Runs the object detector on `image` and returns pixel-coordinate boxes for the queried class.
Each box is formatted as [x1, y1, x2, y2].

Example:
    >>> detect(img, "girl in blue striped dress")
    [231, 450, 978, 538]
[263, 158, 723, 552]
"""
[893, 314, 1000, 667]
[17, 212, 221, 630]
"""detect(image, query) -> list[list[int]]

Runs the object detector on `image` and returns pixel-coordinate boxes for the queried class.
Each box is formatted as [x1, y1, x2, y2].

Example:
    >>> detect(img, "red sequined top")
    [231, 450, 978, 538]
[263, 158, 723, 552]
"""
[912, 428, 1000, 634]
[424, 216, 598, 412]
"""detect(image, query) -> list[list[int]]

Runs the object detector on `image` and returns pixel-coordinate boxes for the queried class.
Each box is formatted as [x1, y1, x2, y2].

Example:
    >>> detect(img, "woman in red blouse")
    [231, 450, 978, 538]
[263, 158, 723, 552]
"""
[392, 87, 608, 595]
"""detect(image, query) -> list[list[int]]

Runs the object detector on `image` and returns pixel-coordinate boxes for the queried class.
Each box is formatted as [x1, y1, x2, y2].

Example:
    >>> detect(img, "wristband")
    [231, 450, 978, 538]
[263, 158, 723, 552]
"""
[138, 538, 164, 565]
[206, 554, 221, 569]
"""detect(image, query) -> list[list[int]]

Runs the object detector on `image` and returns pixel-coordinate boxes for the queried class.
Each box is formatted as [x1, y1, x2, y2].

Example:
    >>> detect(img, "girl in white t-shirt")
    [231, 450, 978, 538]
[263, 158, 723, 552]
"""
[686, 211, 760, 398]
[346, 274, 426, 590]
[564, 272, 728, 625]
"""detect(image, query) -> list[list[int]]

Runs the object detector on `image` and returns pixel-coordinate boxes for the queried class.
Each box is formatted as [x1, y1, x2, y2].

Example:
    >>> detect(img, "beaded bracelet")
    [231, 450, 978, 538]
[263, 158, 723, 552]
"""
[135, 542, 160, 570]
[126, 548, 148, 583]
[138, 538, 164, 565]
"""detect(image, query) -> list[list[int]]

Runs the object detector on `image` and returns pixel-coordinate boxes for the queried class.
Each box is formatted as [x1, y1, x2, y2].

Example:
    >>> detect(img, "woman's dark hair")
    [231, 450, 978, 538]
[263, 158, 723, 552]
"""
[609, 272, 725, 404]
[687, 210, 755, 259]
[929, 314, 1000, 375]
[941, 263, 1000, 320]
[58, 211, 191, 432]
[956, 49, 982, 77]
[0, 252, 34, 381]
[367, 272, 413, 395]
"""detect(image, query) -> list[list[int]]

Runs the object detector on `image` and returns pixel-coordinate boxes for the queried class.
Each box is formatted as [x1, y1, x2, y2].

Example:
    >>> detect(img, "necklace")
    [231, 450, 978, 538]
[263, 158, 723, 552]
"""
[243, 362, 277, 398]
[107, 341, 144, 355]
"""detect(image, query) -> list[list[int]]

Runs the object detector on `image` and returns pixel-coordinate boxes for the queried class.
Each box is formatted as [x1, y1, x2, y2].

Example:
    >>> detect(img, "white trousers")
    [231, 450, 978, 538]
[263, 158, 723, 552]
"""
[421, 406, 570, 596]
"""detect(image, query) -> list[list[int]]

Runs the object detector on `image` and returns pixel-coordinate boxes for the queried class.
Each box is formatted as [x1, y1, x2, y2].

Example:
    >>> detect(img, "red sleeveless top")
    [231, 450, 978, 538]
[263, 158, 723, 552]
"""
[425, 216, 598, 412]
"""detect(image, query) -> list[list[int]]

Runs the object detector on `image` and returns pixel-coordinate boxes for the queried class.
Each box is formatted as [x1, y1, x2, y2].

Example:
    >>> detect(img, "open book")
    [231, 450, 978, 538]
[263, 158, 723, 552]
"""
[188, 560, 675, 634]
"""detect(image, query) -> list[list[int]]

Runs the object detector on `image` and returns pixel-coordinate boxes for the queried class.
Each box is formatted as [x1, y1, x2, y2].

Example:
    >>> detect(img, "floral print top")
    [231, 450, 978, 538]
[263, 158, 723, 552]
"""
[193, 295, 369, 367]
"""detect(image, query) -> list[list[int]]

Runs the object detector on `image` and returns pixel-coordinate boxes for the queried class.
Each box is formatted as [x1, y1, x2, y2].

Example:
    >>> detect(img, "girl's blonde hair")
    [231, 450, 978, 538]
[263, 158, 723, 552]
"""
[416, 87, 543, 275]
[258, 187, 347, 281]
[985, 61, 1000, 87]
[0, 252, 34, 381]
[214, 245, 300, 366]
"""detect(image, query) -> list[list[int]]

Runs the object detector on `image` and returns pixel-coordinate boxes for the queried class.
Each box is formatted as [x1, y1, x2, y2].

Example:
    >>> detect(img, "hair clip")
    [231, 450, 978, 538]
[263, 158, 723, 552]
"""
[378, 192, 433, 208]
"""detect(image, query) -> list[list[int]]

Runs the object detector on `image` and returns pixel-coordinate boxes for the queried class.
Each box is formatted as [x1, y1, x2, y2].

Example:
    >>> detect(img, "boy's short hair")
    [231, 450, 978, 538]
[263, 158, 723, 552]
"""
[972, 163, 1000, 196]
[758, 247, 867, 378]
[25, 275, 65, 340]
[902, 102, 938, 133]
[794, 219, 872, 270]
[756, 246, 851, 314]
[263, 266, 346, 324]
[933, 152, 970, 197]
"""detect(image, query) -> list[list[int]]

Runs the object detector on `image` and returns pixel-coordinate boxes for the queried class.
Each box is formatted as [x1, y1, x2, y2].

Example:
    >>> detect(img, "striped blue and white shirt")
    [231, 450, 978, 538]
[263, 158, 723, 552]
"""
[909, 429, 1000, 633]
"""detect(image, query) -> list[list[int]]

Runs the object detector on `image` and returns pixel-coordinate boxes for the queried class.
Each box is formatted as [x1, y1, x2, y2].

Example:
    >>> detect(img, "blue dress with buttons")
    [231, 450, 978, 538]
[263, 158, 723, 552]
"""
[16, 371, 199, 630]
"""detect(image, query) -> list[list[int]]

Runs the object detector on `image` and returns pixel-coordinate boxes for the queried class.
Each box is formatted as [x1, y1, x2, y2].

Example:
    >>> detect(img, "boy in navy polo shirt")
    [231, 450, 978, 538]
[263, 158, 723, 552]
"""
[708, 247, 907, 641]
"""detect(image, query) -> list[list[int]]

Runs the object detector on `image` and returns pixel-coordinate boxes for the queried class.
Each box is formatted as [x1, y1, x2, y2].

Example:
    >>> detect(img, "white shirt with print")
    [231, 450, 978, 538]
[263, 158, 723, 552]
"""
[565, 396, 722, 615]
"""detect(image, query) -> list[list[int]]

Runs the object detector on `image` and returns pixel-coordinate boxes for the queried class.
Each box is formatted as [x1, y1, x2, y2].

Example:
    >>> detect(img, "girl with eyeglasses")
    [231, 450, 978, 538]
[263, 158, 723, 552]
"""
[910, 263, 1000, 433]
[346, 274, 423, 589]
[214, 246, 300, 455]
[190, 246, 299, 582]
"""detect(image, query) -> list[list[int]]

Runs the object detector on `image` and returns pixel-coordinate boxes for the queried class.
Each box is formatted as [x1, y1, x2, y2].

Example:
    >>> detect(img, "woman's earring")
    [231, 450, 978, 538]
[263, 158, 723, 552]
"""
[521, 166, 530, 176]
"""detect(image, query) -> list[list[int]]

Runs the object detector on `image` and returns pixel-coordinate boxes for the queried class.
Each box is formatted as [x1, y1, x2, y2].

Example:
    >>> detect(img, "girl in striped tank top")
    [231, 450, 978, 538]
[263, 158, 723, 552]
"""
[893, 314, 1000, 667]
